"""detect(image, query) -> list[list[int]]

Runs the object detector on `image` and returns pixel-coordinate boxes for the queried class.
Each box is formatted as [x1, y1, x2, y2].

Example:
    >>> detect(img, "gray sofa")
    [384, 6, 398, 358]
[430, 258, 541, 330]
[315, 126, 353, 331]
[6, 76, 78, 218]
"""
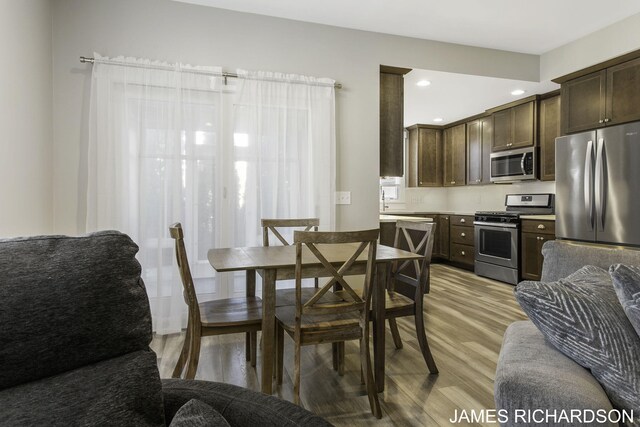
[495, 240, 640, 427]
[0, 231, 331, 426]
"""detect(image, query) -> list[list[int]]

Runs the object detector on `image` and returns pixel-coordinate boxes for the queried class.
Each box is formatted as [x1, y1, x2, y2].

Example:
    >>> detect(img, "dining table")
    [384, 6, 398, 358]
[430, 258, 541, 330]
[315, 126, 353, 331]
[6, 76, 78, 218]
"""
[207, 242, 422, 395]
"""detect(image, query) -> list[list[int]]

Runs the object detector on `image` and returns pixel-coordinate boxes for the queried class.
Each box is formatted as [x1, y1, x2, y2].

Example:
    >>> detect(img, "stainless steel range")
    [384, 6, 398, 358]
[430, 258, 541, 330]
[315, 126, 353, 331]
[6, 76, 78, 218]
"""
[474, 194, 554, 284]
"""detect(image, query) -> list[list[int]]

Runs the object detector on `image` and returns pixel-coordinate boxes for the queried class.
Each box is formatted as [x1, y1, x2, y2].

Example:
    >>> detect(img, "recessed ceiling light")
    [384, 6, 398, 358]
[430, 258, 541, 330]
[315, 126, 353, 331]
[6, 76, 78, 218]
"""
[511, 89, 526, 96]
[433, 118, 443, 122]
[416, 80, 431, 87]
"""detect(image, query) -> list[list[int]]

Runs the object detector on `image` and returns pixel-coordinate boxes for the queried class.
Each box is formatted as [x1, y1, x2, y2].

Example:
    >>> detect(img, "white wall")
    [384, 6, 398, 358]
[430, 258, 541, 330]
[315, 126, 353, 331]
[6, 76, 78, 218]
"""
[540, 12, 640, 81]
[0, 0, 53, 237]
[51, 0, 540, 234]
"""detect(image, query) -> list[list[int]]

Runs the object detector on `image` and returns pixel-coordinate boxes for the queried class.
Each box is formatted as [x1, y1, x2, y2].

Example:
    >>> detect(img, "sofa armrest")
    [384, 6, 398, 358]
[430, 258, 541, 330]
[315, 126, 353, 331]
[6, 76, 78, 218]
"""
[161, 379, 332, 427]
[494, 321, 615, 427]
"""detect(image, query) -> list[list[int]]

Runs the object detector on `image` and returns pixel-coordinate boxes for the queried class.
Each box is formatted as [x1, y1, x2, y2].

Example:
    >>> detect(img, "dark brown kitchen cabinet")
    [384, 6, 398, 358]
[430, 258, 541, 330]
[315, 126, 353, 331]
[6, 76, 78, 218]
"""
[433, 214, 450, 260]
[492, 100, 536, 152]
[560, 57, 640, 135]
[443, 124, 466, 186]
[520, 219, 555, 281]
[407, 125, 443, 187]
[539, 95, 561, 181]
[449, 215, 475, 270]
[380, 67, 410, 177]
[466, 116, 492, 185]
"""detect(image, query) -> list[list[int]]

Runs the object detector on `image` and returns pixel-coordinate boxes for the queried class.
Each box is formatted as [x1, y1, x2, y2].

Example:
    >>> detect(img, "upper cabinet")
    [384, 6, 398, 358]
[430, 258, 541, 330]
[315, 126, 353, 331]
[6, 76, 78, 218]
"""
[407, 125, 443, 187]
[466, 116, 492, 185]
[539, 94, 561, 181]
[443, 124, 466, 187]
[380, 66, 411, 177]
[491, 100, 537, 152]
[559, 56, 640, 134]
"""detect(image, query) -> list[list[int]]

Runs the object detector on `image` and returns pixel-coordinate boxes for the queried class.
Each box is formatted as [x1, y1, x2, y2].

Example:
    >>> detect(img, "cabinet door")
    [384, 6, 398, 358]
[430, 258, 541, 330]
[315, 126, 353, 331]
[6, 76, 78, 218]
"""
[511, 101, 536, 149]
[407, 127, 419, 187]
[606, 57, 640, 126]
[466, 120, 482, 185]
[444, 124, 466, 186]
[521, 232, 543, 281]
[480, 116, 493, 184]
[418, 128, 443, 187]
[561, 71, 606, 135]
[436, 215, 450, 259]
[380, 72, 404, 177]
[539, 95, 561, 181]
[492, 109, 512, 151]
[379, 222, 396, 247]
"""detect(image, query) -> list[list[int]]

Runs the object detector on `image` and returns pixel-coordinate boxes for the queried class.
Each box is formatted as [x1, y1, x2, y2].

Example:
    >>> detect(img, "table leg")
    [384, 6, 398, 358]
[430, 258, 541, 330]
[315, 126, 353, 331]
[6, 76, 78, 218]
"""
[373, 262, 387, 393]
[261, 268, 276, 394]
[246, 270, 256, 363]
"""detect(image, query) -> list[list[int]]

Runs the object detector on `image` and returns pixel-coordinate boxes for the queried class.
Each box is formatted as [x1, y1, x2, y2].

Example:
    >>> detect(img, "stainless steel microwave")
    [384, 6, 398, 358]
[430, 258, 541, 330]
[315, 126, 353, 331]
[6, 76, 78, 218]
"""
[490, 147, 537, 183]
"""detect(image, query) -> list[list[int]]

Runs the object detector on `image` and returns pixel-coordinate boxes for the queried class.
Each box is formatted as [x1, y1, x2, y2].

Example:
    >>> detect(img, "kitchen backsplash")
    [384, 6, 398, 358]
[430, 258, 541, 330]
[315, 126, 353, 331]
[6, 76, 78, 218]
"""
[389, 181, 556, 212]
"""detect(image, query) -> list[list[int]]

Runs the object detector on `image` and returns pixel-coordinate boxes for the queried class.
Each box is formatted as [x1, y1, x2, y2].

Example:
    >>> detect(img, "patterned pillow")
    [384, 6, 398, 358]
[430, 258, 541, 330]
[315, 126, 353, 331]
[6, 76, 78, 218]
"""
[515, 265, 640, 416]
[169, 399, 230, 427]
[610, 264, 640, 339]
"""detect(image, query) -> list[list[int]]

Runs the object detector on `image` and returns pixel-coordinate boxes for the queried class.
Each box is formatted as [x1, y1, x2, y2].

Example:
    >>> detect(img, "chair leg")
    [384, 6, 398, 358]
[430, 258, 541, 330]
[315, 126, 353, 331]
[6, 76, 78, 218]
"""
[337, 341, 345, 376]
[276, 324, 284, 385]
[185, 324, 202, 380]
[415, 301, 438, 374]
[293, 331, 302, 405]
[250, 331, 257, 367]
[360, 324, 382, 419]
[172, 322, 191, 379]
[245, 332, 251, 361]
[332, 343, 338, 371]
[388, 317, 403, 349]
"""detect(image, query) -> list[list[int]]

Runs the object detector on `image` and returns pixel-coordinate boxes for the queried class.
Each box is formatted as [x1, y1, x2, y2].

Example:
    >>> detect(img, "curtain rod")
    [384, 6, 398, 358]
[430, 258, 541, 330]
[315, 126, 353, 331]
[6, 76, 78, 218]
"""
[79, 56, 342, 89]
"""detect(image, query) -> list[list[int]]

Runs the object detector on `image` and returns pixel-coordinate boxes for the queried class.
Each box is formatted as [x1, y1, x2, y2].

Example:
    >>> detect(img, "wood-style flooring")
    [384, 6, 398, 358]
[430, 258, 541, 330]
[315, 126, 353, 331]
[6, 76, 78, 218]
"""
[150, 264, 527, 426]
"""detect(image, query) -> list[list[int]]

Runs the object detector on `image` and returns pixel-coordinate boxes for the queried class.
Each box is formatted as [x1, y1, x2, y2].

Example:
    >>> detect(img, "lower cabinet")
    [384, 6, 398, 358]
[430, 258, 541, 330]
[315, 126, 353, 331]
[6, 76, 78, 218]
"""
[433, 214, 450, 260]
[520, 219, 556, 281]
[449, 215, 475, 269]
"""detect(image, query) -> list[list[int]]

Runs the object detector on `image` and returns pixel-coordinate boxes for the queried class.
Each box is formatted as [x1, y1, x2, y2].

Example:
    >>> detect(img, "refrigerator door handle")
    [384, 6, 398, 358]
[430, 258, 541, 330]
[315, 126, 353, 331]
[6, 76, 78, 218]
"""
[595, 138, 605, 231]
[584, 140, 594, 230]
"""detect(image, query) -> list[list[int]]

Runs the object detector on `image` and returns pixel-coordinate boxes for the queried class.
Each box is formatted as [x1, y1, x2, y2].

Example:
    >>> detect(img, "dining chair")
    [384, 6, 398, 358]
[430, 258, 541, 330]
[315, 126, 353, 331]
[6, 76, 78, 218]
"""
[274, 229, 382, 418]
[170, 223, 262, 379]
[385, 220, 438, 374]
[261, 218, 323, 307]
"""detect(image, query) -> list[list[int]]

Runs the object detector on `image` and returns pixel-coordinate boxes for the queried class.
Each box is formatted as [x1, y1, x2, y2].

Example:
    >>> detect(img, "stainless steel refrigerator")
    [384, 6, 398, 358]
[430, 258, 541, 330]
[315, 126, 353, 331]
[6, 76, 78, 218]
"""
[556, 121, 640, 246]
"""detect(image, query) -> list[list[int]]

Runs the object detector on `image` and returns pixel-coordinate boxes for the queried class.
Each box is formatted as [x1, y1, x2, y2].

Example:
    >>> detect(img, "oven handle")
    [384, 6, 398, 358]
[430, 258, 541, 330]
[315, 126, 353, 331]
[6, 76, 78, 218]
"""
[473, 221, 518, 229]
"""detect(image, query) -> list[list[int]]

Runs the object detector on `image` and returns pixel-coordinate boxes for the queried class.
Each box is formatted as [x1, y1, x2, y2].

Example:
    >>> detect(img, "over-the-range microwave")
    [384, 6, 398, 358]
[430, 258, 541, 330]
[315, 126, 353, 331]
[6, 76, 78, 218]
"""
[490, 147, 537, 183]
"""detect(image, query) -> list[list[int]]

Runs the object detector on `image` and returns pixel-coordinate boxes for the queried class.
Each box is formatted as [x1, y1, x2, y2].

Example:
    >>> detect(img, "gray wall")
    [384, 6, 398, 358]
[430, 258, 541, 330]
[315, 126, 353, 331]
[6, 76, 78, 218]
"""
[0, 0, 53, 237]
[51, 0, 540, 234]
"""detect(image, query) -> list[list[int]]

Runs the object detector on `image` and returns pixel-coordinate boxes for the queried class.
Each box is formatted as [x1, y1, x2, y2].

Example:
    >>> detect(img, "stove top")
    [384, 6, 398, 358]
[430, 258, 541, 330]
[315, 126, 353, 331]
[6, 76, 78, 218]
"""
[475, 211, 520, 216]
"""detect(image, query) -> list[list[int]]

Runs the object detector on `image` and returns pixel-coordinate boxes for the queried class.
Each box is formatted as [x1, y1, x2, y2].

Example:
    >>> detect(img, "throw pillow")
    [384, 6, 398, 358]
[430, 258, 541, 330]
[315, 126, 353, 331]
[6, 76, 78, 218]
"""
[515, 265, 640, 418]
[169, 399, 231, 427]
[610, 264, 640, 338]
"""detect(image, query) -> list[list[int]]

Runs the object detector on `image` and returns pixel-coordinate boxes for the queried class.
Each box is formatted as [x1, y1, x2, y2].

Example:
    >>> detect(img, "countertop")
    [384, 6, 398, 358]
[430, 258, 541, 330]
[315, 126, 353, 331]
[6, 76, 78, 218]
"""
[520, 215, 556, 221]
[379, 214, 434, 223]
[380, 211, 476, 216]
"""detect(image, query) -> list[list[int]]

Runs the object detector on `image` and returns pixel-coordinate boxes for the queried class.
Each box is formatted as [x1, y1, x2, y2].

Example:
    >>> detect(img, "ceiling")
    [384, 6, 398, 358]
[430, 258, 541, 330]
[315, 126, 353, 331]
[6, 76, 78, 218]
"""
[404, 69, 559, 126]
[173, 0, 640, 54]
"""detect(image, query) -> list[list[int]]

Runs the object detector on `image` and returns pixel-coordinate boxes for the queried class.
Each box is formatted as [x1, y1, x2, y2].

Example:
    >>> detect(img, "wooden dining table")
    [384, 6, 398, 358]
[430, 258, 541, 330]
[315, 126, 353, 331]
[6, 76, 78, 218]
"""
[207, 242, 422, 395]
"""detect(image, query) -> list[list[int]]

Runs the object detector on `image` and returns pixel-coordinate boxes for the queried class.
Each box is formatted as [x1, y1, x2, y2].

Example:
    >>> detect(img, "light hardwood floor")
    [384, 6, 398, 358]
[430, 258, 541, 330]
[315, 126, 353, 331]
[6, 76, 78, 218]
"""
[151, 264, 527, 426]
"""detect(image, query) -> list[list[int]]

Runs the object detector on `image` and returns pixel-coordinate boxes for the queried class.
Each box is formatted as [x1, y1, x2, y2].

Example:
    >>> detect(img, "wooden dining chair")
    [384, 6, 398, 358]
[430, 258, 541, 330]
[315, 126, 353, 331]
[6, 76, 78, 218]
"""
[385, 220, 438, 374]
[274, 229, 382, 418]
[261, 218, 323, 307]
[169, 223, 262, 379]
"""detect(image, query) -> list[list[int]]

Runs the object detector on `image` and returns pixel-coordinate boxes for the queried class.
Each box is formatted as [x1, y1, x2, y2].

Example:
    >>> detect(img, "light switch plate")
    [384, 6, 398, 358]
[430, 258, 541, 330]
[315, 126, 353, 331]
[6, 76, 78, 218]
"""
[336, 191, 351, 205]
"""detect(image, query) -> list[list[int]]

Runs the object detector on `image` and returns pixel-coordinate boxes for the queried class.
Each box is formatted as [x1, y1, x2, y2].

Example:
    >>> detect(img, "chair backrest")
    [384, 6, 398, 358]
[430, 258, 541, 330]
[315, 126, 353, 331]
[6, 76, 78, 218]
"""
[293, 229, 379, 321]
[261, 218, 319, 246]
[169, 223, 200, 318]
[391, 220, 436, 298]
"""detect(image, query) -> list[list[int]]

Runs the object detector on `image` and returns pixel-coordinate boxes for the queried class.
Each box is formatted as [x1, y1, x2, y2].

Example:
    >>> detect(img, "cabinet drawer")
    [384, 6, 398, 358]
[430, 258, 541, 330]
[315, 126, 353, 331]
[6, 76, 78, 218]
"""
[451, 225, 474, 245]
[521, 220, 555, 235]
[451, 215, 474, 226]
[450, 243, 474, 265]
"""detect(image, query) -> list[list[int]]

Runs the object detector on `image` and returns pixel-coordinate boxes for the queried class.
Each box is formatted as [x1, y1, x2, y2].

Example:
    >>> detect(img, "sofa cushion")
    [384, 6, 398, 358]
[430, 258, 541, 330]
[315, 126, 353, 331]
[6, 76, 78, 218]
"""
[169, 399, 230, 427]
[0, 231, 152, 389]
[162, 379, 333, 426]
[0, 349, 164, 426]
[515, 266, 640, 417]
[494, 321, 616, 427]
[610, 264, 640, 338]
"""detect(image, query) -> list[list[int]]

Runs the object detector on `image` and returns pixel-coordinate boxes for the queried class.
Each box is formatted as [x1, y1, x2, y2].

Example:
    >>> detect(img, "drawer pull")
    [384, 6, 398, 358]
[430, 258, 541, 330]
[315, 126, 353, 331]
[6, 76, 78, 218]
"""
[537, 224, 546, 230]
[460, 218, 466, 223]
[461, 251, 465, 256]
[461, 232, 466, 237]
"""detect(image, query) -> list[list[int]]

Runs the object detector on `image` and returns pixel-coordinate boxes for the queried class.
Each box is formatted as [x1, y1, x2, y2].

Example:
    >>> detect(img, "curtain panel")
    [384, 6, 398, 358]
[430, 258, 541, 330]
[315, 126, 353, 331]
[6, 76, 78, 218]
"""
[87, 54, 336, 334]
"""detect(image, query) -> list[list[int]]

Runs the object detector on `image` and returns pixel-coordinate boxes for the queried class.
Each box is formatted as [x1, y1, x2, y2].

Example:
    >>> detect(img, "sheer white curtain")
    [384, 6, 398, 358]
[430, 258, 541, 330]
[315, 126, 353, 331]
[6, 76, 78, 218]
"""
[87, 54, 336, 334]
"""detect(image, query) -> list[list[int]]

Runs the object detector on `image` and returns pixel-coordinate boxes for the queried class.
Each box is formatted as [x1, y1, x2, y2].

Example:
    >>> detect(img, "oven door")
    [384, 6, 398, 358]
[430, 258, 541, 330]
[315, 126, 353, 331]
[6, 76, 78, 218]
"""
[474, 222, 519, 269]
